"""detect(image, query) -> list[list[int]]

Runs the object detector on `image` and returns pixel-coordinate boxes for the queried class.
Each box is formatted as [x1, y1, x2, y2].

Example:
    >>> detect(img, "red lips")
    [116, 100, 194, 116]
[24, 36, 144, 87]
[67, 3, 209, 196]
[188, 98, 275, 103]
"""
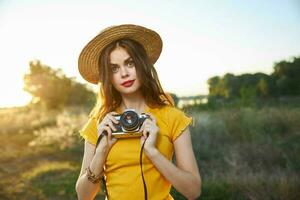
[121, 80, 135, 87]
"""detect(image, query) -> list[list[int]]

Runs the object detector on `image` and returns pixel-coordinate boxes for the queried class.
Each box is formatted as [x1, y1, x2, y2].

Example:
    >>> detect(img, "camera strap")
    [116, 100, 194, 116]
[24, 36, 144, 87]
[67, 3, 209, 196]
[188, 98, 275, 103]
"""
[95, 132, 148, 200]
[140, 138, 148, 200]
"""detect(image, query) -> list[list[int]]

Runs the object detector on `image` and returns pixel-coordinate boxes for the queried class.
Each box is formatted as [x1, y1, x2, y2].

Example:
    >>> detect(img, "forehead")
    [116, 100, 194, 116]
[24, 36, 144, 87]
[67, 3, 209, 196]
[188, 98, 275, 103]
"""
[109, 47, 131, 64]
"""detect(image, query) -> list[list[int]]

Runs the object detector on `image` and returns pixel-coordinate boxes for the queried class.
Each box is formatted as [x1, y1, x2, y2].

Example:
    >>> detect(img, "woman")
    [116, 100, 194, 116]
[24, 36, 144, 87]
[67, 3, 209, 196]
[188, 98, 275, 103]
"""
[75, 24, 201, 200]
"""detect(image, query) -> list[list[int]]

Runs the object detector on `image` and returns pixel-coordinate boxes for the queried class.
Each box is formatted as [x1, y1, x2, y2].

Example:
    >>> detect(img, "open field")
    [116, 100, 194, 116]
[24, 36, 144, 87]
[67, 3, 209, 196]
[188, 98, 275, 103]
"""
[0, 105, 299, 200]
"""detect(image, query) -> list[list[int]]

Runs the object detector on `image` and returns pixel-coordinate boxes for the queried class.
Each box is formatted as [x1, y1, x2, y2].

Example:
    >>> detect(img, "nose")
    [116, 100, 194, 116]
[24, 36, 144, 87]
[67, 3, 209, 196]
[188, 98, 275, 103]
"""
[120, 66, 129, 78]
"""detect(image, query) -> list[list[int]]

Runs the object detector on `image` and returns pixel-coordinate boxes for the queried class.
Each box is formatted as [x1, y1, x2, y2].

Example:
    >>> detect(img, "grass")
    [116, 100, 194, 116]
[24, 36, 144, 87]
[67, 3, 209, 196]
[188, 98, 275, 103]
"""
[180, 106, 300, 200]
[1, 105, 300, 199]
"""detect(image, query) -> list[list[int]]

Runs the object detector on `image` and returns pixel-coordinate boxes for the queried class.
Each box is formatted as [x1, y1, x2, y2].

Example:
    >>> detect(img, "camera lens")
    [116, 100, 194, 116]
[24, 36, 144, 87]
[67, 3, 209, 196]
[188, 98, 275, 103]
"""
[120, 110, 139, 131]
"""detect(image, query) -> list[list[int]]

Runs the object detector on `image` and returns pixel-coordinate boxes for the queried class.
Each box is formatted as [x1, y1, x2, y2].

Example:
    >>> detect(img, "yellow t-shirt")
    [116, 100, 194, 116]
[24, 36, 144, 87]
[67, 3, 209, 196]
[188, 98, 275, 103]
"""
[79, 105, 193, 200]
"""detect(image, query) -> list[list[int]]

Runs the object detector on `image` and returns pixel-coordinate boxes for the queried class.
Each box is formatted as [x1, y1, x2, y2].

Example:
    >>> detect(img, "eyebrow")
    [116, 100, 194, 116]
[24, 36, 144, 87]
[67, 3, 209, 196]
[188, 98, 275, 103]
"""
[110, 57, 133, 66]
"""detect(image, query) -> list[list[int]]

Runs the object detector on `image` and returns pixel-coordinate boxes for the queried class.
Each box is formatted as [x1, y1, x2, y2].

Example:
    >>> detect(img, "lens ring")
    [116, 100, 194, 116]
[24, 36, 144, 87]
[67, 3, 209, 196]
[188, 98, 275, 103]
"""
[120, 110, 139, 131]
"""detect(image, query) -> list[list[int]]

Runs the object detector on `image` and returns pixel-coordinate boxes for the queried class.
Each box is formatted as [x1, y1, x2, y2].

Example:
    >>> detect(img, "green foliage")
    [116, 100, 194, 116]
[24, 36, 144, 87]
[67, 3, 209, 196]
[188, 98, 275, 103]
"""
[207, 72, 271, 100]
[30, 168, 78, 199]
[66, 80, 96, 109]
[207, 56, 300, 105]
[23, 60, 96, 110]
[257, 78, 269, 97]
[272, 57, 300, 96]
[0, 105, 59, 135]
[24, 60, 72, 109]
[1, 106, 300, 199]
[239, 85, 257, 106]
[200, 180, 243, 200]
[186, 106, 300, 200]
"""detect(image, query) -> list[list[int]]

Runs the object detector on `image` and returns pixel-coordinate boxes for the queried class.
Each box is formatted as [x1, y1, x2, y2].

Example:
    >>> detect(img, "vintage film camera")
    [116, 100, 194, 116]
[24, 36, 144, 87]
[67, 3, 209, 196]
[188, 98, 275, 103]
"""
[111, 109, 149, 138]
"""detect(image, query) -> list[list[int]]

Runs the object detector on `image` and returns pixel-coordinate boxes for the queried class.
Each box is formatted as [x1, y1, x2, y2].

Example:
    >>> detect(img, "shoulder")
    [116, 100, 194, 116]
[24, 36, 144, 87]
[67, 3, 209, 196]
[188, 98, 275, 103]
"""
[149, 105, 193, 142]
[151, 104, 188, 116]
[148, 105, 192, 125]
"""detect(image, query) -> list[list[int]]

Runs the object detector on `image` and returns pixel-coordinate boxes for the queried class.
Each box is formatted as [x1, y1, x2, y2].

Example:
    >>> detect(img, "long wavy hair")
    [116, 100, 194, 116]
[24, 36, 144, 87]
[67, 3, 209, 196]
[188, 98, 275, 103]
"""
[90, 38, 173, 121]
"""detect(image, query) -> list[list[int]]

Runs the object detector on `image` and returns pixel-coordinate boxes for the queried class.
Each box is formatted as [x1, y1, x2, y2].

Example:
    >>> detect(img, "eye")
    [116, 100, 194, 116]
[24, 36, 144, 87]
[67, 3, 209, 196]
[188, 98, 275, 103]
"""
[111, 65, 119, 73]
[127, 60, 135, 68]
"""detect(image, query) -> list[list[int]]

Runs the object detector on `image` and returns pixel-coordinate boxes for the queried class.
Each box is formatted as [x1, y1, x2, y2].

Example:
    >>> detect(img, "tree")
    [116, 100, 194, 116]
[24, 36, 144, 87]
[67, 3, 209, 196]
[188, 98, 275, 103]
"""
[24, 60, 96, 109]
[257, 78, 269, 98]
[206, 56, 300, 106]
[272, 57, 300, 96]
[24, 60, 72, 109]
[223, 73, 239, 99]
[207, 76, 222, 97]
[66, 79, 96, 108]
[239, 85, 257, 106]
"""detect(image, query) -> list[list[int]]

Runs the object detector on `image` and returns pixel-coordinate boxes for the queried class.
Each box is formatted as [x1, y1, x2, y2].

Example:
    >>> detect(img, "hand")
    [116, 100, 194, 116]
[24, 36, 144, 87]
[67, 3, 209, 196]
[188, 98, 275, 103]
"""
[96, 112, 119, 153]
[139, 114, 159, 153]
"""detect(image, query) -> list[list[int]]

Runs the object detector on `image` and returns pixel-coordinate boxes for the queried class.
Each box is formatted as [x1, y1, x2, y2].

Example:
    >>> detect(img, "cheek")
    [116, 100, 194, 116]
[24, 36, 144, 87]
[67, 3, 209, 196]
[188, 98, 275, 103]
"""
[132, 67, 138, 76]
[131, 67, 139, 80]
[110, 74, 119, 87]
[134, 72, 142, 85]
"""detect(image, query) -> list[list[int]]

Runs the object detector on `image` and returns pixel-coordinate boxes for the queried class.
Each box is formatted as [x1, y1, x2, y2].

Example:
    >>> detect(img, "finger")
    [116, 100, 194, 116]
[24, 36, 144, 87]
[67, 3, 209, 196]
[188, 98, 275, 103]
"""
[107, 114, 119, 124]
[109, 111, 119, 115]
[103, 125, 112, 136]
[143, 127, 149, 138]
[101, 118, 109, 126]
[145, 113, 154, 122]
[144, 124, 150, 129]
[107, 129, 115, 141]
[97, 124, 106, 136]
[108, 111, 119, 117]
[142, 119, 151, 127]
[107, 130, 112, 141]
[148, 114, 156, 124]
[107, 120, 117, 131]
[97, 122, 104, 129]
[140, 135, 146, 144]
[111, 136, 117, 143]
[145, 124, 151, 135]
[139, 123, 145, 133]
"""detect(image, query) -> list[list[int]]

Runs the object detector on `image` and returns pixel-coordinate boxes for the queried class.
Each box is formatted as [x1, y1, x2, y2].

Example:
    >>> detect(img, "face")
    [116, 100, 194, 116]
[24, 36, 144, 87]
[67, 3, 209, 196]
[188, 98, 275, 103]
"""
[109, 46, 141, 95]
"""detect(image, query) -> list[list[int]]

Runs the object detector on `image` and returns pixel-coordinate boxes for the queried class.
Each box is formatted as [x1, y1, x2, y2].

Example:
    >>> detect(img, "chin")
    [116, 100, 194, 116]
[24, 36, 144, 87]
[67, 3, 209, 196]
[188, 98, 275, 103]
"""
[121, 89, 138, 95]
[118, 86, 141, 95]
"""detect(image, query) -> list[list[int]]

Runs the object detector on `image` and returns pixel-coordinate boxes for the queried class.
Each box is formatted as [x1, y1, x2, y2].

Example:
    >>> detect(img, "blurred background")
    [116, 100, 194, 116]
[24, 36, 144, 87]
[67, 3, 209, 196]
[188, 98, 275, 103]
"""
[0, 0, 299, 199]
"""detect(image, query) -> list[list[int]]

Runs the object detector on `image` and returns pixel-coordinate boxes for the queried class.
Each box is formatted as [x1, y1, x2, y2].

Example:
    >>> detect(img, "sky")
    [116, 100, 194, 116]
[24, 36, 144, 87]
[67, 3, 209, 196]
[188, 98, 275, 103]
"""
[0, 0, 299, 108]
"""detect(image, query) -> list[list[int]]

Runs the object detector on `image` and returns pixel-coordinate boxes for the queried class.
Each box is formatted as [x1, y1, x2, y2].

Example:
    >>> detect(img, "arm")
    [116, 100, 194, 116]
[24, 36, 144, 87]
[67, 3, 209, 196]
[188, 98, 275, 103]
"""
[145, 128, 201, 200]
[76, 112, 118, 200]
[75, 140, 109, 200]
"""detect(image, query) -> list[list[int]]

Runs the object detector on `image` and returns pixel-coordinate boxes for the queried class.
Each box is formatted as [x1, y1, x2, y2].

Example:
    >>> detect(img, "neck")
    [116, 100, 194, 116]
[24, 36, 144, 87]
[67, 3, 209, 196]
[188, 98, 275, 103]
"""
[120, 90, 146, 114]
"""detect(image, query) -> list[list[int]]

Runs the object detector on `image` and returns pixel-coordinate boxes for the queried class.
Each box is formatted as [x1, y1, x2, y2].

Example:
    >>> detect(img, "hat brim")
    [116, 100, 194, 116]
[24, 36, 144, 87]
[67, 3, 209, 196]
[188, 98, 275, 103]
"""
[78, 24, 163, 84]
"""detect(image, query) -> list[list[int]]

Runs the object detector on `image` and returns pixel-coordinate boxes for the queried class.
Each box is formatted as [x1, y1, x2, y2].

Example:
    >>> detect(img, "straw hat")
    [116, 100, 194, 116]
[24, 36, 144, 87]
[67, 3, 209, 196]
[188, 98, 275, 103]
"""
[78, 24, 163, 84]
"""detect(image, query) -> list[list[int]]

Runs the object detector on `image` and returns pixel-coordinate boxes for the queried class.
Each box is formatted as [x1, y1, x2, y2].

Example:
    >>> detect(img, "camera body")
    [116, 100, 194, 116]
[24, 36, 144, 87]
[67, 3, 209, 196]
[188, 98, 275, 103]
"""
[112, 109, 149, 138]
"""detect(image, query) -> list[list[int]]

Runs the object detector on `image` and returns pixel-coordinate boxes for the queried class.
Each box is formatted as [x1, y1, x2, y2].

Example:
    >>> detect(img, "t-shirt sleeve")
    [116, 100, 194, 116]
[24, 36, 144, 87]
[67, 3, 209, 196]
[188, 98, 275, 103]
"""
[168, 107, 193, 142]
[79, 117, 99, 145]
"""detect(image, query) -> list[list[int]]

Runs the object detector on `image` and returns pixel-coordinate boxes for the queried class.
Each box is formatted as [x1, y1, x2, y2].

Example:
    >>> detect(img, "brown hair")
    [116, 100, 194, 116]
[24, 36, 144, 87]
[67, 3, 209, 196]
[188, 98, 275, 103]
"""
[90, 38, 173, 121]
